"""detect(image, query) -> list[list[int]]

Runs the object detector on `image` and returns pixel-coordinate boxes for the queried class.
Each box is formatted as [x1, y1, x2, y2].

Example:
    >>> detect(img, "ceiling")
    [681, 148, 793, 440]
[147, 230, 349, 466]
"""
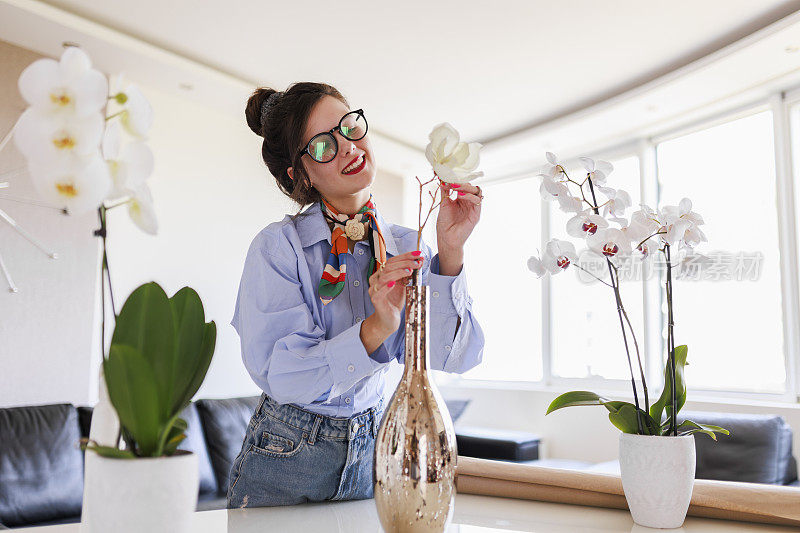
[23, 0, 800, 150]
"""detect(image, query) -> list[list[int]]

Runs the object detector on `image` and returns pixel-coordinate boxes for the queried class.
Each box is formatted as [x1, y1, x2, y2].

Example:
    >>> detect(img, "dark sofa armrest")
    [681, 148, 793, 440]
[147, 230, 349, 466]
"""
[456, 426, 540, 461]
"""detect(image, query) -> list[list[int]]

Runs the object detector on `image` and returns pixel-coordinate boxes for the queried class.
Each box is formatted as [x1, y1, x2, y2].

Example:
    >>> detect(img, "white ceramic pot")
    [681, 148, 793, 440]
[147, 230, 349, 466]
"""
[619, 433, 695, 529]
[81, 451, 198, 533]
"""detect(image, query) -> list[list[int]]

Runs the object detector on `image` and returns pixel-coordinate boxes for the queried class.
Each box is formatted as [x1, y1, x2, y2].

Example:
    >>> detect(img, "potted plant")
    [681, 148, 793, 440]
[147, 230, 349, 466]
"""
[529, 153, 728, 529]
[8, 45, 212, 531]
[82, 281, 216, 533]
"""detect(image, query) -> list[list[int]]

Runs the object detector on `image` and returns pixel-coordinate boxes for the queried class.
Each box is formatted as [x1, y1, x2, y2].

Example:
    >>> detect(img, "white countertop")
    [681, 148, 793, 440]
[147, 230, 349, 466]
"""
[20, 493, 795, 532]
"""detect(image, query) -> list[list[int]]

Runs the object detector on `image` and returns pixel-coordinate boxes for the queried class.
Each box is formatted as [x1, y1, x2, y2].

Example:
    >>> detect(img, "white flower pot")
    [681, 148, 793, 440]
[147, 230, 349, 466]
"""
[81, 451, 198, 533]
[619, 433, 695, 529]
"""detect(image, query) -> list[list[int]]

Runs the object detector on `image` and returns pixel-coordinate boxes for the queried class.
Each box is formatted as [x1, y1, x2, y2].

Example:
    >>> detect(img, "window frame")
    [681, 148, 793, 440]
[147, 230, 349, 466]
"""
[448, 89, 800, 404]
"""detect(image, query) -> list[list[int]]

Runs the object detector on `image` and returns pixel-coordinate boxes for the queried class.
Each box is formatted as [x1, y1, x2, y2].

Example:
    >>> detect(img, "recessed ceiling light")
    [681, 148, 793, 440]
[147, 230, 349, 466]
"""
[785, 45, 799, 53]
[178, 82, 194, 91]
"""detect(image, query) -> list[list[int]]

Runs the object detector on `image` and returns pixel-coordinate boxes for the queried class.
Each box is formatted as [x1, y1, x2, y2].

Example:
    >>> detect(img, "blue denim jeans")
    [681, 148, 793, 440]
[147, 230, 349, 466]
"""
[227, 393, 385, 508]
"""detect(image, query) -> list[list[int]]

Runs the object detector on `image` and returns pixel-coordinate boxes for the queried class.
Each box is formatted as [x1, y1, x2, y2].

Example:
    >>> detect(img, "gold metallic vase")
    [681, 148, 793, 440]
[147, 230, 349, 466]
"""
[373, 284, 457, 532]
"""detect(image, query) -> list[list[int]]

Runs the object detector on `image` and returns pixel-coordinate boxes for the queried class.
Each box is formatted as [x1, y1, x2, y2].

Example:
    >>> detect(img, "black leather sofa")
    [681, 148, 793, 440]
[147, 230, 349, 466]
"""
[0, 399, 797, 529]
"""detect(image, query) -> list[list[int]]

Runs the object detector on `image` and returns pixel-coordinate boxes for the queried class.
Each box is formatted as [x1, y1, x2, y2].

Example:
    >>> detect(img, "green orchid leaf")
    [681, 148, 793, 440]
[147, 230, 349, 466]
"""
[161, 417, 188, 456]
[111, 282, 175, 422]
[103, 345, 161, 456]
[81, 439, 137, 459]
[649, 344, 688, 426]
[546, 393, 659, 435]
[677, 420, 730, 441]
[176, 321, 216, 414]
[546, 391, 610, 415]
[603, 401, 661, 435]
[168, 287, 209, 414]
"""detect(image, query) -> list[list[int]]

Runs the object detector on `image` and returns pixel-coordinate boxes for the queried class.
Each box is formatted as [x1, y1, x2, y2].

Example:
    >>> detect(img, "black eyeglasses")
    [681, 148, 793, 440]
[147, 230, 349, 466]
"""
[297, 109, 368, 163]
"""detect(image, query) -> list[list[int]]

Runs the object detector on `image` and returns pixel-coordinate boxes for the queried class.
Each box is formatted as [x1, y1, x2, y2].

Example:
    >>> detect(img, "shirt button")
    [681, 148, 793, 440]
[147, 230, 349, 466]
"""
[345, 397, 351, 404]
[445, 345, 452, 351]
[347, 364, 355, 372]
[358, 249, 365, 255]
[356, 316, 364, 322]
[432, 291, 440, 298]
[353, 280, 360, 287]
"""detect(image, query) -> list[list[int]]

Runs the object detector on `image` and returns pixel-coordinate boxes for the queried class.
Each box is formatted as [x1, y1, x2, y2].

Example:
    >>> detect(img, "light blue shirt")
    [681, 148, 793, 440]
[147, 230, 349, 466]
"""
[231, 201, 484, 417]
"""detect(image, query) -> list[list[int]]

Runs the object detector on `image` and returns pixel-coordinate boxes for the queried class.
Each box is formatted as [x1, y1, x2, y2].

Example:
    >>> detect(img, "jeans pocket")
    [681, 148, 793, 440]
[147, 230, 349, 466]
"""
[251, 415, 307, 458]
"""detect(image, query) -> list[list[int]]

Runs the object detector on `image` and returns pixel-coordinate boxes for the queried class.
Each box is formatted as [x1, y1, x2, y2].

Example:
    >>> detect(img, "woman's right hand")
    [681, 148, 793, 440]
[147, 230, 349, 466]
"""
[360, 251, 424, 353]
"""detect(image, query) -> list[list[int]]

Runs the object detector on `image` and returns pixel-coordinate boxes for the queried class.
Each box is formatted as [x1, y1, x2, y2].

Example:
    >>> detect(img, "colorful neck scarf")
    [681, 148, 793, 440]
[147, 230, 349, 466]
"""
[318, 196, 387, 305]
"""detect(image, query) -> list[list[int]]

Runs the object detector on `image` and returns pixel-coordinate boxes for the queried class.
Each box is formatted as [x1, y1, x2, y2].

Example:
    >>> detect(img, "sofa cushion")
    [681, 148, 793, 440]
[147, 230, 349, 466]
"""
[195, 396, 260, 496]
[0, 404, 84, 528]
[76, 406, 93, 440]
[178, 403, 217, 495]
[680, 411, 796, 485]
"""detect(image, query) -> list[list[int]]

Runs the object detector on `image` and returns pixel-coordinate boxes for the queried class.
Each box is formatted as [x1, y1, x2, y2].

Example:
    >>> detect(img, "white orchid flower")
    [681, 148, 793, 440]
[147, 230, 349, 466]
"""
[624, 205, 662, 255]
[587, 227, 631, 259]
[102, 122, 154, 199]
[424, 122, 483, 183]
[17, 46, 107, 119]
[118, 84, 154, 139]
[28, 153, 111, 215]
[539, 175, 569, 201]
[660, 198, 707, 248]
[14, 108, 104, 165]
[578, 157, 613, 186]
[528, 239, 577, 278]
[596, 186, 632, 218]
[127, 182, 158, 235]
[527, 255, 547, 278]
[566, 210, 609, 238]
[542, 151, 566, 179]
[557, 193, 584, 214]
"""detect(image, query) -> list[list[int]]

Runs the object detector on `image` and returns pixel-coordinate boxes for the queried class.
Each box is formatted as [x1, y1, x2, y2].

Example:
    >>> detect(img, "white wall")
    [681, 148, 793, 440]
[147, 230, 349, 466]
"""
[0, 38, 408, 407]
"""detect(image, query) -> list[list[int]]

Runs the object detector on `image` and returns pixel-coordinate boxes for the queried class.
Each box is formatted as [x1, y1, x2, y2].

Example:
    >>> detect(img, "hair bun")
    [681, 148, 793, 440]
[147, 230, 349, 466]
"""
[245, 87, 280, 136]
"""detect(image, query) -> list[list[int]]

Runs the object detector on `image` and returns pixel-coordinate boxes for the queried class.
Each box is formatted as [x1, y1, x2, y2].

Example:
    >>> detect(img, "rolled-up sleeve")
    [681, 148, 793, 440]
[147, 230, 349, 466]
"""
[392, 245, 484, 373]
[231, 237, 391, 405]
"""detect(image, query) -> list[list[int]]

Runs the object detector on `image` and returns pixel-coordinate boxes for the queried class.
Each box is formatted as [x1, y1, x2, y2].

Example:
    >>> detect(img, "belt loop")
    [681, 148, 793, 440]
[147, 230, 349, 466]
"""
[308, 415, 322, 445]
[255, 393, 269, 418]
[370, 406, 379, 438]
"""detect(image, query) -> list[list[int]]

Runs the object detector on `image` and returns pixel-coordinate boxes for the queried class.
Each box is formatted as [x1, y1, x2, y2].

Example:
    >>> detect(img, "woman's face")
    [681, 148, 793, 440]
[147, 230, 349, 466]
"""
[289, 95, 375, 209]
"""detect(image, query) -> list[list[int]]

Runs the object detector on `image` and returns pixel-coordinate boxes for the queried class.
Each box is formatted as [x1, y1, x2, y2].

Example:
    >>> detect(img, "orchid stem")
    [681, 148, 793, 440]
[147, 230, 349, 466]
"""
[587, 175, 645, 434]
[664, 243, 677, 436]
[573, 263, 613, 288]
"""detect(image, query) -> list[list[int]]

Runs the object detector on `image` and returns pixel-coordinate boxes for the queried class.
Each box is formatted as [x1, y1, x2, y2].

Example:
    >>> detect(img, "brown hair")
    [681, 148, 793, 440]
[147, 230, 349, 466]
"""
[245, 82, 348, 207]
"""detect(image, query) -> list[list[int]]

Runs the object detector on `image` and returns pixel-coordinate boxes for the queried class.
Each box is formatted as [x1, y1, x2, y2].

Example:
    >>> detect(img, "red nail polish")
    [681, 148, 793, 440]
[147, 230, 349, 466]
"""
[412, 251, 422, 256]
[387, 281, 395, 288]
[458, 191, 465, 195]
[451, 184, 461, 188]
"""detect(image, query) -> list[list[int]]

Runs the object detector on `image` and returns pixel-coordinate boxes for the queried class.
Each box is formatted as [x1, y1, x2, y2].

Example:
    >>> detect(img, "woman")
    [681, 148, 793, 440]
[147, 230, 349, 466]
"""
[227, 82, 485, 508]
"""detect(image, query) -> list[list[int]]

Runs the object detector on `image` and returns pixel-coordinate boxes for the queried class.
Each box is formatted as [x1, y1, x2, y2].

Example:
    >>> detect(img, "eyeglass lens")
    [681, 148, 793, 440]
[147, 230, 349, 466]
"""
[306, 111, 367, 163]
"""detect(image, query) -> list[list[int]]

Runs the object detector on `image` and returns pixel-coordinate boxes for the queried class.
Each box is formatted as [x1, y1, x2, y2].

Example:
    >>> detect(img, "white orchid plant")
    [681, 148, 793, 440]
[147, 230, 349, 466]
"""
[8, 45, 158, 360]
[413, 122, 482, 284]
[533, 152, 727, 440]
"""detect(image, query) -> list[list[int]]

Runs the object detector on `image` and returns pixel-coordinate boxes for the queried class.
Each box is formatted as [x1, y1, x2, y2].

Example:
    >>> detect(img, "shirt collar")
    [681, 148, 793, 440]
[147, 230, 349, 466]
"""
[294, 200, 400, 256]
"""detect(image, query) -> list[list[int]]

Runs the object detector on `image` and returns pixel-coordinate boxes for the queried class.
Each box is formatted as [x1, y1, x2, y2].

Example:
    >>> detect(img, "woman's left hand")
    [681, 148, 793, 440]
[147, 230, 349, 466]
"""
[435, 181, 482, 275]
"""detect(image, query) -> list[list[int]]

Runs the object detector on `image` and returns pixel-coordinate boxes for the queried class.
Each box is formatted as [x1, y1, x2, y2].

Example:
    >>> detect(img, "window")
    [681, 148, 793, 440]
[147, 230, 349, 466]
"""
[461, 178, 543, 381]
[656, 111, 786, 393]
[549, 156, 645, 380]
[447, 98, 798, 398]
